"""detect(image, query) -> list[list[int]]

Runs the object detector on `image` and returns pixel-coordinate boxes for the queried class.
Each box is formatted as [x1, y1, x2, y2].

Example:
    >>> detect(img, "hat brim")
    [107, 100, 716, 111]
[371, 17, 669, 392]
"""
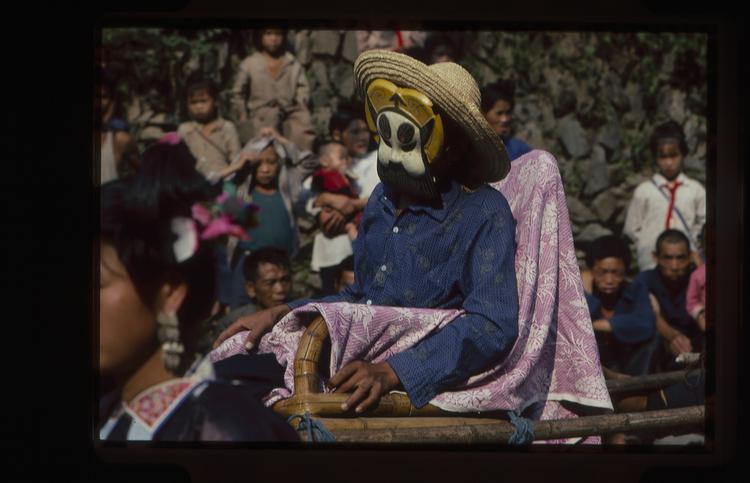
[354, 50, 511, 185]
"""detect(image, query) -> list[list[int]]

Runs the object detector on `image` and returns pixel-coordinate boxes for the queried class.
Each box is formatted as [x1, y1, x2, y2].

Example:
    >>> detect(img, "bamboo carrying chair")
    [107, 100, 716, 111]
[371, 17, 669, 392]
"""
[271, 156, 705, 442]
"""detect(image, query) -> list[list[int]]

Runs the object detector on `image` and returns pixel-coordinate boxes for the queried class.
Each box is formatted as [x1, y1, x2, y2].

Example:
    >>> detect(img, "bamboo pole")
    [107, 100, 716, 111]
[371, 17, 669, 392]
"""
[296, 406, 705, 443]
[605, 370, 696, 396]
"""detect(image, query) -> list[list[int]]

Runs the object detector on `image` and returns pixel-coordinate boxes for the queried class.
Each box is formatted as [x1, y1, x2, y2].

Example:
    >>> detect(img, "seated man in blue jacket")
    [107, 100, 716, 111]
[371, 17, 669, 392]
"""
[583, 235, 658, 376]
[214, 50, 519, 414]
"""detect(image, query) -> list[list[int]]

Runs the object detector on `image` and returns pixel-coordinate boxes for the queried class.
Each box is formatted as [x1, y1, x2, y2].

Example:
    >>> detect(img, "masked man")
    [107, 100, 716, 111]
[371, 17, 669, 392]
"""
[215, 50, 519, 414]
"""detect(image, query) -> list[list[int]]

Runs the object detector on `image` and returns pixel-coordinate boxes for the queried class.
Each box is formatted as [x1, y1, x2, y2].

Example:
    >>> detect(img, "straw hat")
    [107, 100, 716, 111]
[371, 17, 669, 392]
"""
[354, 49, 511, 184]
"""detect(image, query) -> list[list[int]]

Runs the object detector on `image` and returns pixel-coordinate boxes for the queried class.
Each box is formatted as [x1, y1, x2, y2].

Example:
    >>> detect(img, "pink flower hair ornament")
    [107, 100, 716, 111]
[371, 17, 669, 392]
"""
[170, 189, 259, 263]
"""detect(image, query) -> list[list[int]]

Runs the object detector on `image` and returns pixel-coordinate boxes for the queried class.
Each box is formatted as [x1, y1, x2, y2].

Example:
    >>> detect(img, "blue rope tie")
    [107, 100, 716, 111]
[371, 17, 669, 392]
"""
[287, 412, 337, 442]
[507, 410, 535, 445]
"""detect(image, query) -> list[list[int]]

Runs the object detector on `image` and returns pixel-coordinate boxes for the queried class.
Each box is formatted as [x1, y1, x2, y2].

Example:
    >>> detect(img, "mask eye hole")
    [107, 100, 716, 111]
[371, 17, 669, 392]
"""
[378, 116, 391, 142]
[397, 123, 415, 145]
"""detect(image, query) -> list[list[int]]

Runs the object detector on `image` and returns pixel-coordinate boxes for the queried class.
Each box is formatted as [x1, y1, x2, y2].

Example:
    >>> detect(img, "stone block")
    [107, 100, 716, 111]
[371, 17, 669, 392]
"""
[566, 195, 598, 224]
[597, 119, 622, 152]
[557, 115, 591, 159]
[329, 61, 355, 98]
[310, 30, 341, 56]
[592, 190, 618, 223]
[582, 145, 609, 196]
[577, 223, 613, 243]
[341, 30, 359, 63]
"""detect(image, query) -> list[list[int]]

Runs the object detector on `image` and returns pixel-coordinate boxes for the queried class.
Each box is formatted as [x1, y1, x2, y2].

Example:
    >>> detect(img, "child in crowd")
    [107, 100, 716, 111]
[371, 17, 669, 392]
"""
[305, 141, 361, 296]
[686, 224, 707, 332]
[228, 129, 318, 309]
[230, 28, 315, 150]
[624, 120, 706, 271]
[178, 77, 258, 315]
[310, 141, 361, 235]
[480, 80, 532, 161]
[177, 77, 247, 185]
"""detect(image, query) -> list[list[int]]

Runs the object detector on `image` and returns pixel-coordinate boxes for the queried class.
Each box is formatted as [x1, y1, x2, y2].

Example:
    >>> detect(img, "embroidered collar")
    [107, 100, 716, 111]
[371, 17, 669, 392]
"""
[124, 378, 196, 430]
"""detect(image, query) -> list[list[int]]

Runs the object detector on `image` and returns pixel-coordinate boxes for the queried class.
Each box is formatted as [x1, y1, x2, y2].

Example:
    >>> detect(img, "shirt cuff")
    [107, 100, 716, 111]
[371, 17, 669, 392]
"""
[387, 351, 436, 409]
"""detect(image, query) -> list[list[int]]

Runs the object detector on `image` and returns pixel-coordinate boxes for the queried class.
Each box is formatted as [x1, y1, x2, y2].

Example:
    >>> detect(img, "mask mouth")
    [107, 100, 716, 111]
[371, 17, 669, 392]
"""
[377, 157, 440, 202]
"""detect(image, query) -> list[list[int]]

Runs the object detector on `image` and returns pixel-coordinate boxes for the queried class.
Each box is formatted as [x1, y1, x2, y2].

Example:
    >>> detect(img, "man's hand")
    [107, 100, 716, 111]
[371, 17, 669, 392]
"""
[213, 304, 291, 351]
[668, 333, 693, 357]
[327, 361, 401, 414]
[592, 318, 613, 332]
[696, 310, 706, 332]
[319, 207, 347, 237]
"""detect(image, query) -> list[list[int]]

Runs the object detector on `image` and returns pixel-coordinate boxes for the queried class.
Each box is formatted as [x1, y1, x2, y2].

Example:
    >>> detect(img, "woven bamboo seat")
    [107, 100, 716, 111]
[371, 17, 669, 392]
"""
[272, 315, 451, 418]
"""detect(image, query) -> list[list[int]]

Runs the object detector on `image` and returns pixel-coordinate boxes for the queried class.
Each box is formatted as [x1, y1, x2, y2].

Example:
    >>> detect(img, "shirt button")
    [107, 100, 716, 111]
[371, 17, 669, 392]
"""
[393, 226, 399, 233]
[381, 265, 387, 271]
[366, 299, 372, 305]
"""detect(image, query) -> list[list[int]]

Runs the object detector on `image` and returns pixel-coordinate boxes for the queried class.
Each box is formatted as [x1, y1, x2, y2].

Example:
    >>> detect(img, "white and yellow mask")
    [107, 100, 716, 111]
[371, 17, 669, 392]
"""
[365, 79, 446, 200]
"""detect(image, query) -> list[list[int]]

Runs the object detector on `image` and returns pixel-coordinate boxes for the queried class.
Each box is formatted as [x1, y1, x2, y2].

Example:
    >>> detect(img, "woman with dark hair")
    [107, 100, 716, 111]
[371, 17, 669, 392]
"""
[480, 79, 532, 161]
[98, 134, 298, 441]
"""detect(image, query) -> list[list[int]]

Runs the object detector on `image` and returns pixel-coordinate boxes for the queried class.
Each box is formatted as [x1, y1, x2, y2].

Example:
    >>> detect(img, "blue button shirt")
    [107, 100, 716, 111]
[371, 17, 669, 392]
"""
[634, 269, 696, 337]
[289, 180, 519, 407]
[585, 280, 656, 344]
[503, 136, 532, 161]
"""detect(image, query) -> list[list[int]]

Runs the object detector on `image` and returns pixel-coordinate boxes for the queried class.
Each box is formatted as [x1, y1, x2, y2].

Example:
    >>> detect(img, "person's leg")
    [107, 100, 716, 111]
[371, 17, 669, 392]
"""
[595, 332, 617, 372]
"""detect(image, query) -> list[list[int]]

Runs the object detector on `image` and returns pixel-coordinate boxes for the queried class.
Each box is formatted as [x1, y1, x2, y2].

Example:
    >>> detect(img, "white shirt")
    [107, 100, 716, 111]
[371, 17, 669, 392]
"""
[624, 172, 706, 270]
[350, 150, 380, 199]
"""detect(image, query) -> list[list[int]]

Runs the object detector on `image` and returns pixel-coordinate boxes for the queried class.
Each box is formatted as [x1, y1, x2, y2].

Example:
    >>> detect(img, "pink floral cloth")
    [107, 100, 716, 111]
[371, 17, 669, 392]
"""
[686, 263, 706, 319]
[210, 150, 612, 443]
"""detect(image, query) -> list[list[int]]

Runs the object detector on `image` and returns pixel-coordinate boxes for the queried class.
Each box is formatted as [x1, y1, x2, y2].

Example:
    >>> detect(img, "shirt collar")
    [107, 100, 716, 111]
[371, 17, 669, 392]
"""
[379, 180, 462, 222]
[191, 117, 224, 134]
[652, 172, 687, 187]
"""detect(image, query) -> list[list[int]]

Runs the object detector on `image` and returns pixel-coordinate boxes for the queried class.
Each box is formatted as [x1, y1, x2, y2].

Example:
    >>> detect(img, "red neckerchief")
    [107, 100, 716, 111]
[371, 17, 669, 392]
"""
[662, 180, 683, 231]
[395, 30, 404, 49]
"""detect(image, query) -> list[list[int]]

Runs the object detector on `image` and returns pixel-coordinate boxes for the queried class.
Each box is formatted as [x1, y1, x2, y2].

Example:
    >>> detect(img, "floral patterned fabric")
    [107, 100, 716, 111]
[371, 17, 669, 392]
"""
[125, 379, 195, 429]
[210, 150, 612, 441]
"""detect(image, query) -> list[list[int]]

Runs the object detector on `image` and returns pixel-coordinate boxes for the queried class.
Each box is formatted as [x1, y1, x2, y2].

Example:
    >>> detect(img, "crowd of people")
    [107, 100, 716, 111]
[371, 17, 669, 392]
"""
[98, 29, 707, 444]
